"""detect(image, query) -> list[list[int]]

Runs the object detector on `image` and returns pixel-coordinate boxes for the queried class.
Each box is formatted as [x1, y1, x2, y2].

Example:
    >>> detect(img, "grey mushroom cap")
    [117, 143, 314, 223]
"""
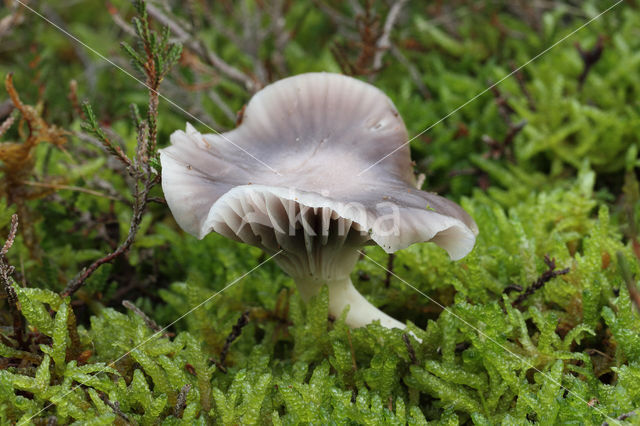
[160, 73, 478, 267]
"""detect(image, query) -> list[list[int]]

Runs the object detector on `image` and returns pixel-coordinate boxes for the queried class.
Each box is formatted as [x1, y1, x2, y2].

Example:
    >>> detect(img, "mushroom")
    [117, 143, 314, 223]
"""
[160, 72, 478, 330]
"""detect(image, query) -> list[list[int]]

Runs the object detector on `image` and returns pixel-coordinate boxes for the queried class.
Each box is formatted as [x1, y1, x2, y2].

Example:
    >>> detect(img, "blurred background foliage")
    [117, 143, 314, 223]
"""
[1, 0, 640, 424]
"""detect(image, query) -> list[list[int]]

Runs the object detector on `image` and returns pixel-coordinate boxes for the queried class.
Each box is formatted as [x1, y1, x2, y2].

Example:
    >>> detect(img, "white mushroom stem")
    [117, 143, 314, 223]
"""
[295, 276, 406, 330]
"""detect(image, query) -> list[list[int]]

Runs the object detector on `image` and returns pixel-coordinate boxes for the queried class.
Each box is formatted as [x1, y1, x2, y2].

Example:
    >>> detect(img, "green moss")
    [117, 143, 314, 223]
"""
[2, 0, 640, 424]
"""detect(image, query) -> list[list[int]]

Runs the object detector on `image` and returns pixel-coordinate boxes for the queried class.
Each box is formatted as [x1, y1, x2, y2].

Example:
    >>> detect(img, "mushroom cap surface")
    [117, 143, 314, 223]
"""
[160, 72, 478, 261]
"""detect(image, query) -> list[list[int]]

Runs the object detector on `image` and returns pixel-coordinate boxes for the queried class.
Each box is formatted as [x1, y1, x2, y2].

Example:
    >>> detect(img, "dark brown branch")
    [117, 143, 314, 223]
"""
[503, 283, 523, 294]
[512, 255, 570, 307]
[219, 310, 251, 366]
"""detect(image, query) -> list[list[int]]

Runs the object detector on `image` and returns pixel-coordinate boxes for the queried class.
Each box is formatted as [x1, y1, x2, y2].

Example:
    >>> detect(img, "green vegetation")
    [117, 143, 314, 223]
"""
[1, 1, 640, 424]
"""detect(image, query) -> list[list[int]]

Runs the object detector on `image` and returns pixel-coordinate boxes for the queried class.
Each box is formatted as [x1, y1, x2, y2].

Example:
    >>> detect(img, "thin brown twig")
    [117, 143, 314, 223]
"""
[482, 119, 527, 162]
[99, 393, 131, 423]
[0, 214, 23, 346]
[510, 62, 536, 111]
[216, 310, 251, 369]
[576, 35, 605, 89]
[402, 333, 418, 365]
[512, 255, 570, 307]
[489, 83, 515, 125]
[62, 3, 180, 298]
[61, 177, 156, 297]
[122, 300, 163, 334]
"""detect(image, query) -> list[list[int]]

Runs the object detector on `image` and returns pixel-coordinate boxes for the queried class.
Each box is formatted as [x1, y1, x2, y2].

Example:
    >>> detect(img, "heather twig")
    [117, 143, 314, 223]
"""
[61, 0, 181, 298]
[80, 103, 132, 169]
